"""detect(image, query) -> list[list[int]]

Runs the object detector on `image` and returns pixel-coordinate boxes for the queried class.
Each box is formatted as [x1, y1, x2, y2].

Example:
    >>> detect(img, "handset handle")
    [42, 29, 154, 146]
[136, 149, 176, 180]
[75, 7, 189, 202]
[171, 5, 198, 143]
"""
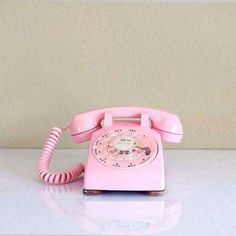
[38, 127, 84, 184]
[70, 106, 183, 143]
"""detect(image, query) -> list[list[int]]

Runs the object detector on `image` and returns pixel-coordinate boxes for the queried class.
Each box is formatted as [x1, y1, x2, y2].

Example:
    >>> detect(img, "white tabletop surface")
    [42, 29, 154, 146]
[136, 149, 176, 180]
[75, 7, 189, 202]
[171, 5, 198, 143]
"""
[0, 149, 235, 235]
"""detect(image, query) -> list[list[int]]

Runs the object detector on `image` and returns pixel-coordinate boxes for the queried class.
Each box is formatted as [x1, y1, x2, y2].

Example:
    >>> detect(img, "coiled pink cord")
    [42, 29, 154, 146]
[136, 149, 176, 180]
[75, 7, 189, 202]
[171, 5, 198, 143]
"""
[38, 127, 84, 184]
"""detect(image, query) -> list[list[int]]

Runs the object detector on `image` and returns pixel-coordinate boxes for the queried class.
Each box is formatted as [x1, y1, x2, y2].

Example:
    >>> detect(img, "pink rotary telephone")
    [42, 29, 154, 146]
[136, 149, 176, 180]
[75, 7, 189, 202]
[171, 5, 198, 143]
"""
[38, 106, 183, 195]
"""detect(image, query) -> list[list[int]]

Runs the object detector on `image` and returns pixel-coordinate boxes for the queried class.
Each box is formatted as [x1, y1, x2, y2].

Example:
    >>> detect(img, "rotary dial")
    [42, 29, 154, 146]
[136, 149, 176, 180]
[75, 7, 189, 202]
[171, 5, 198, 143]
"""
[92, 127, 158, 169]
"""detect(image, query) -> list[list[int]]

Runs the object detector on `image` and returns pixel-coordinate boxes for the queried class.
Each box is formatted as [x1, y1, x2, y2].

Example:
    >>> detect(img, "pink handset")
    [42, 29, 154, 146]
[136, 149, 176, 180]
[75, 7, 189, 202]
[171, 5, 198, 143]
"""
[38, 106, 183, 195]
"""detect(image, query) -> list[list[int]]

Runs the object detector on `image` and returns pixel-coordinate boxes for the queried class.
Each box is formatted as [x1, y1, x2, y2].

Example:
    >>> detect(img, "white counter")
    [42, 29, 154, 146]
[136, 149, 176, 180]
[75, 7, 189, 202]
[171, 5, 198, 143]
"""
[0, 149, 235, 235]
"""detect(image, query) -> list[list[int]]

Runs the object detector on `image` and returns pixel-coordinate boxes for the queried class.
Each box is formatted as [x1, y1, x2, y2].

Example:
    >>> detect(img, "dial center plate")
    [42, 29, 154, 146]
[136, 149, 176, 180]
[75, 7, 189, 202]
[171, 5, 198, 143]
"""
[92, 127, 158, 169]
[112, 136, 135, 151]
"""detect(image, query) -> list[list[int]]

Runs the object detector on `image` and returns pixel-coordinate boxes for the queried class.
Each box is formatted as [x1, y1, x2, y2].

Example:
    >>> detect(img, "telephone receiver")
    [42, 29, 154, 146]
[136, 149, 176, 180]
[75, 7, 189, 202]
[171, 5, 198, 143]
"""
[38, 106, 183, 193]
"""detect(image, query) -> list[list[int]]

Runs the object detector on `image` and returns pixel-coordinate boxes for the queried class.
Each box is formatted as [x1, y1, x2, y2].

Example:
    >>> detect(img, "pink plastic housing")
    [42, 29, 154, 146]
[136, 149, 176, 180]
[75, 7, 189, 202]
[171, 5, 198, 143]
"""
[83, 122, 165, 191]
[72, 107, 183, 192]
[38, 106, 183, 189]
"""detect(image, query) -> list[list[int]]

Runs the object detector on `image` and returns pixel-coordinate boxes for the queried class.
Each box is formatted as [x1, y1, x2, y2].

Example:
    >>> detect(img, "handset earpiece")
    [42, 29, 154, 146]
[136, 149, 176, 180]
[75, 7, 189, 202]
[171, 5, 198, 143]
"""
[38, 127, 84, 184]
[151, 114, 183, 143]
[70, 112, 102, 143]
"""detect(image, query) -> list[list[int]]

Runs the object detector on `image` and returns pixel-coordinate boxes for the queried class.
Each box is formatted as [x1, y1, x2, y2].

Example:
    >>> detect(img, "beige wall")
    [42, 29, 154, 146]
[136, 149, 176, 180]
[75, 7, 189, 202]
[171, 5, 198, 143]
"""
[0, 1, 236, 149]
